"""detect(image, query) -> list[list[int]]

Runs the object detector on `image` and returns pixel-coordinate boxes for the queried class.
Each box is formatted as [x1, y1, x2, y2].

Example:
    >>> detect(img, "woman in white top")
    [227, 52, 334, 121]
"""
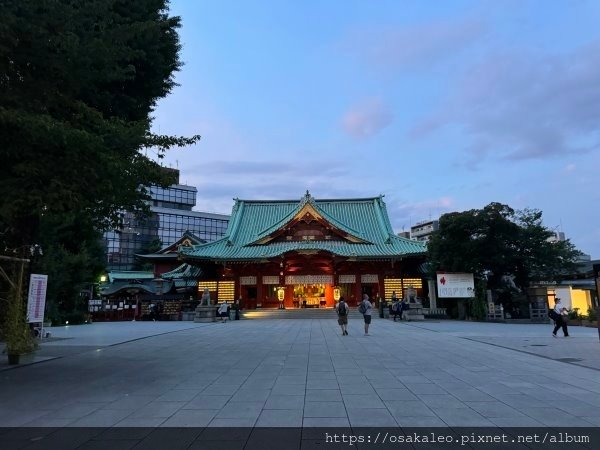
[552, 298, 569, 337]
[217, 302, 229, 323]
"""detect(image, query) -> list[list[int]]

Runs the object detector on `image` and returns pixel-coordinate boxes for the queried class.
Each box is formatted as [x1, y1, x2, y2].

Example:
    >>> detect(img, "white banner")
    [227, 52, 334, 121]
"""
[285, 274, 333, 285]
[361, 274, 378, 283]
[436, 272, 475, 298]
[27, 274, 48, 323]
[262, 276, 279, 285]
[338, 274, 356, 284]
[239, 276, 257, 285]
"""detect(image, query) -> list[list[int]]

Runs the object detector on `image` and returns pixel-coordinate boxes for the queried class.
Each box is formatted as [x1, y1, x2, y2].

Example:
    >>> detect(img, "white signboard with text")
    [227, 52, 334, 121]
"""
[27, 274, 48, 323]
[437, 272, 475, 298]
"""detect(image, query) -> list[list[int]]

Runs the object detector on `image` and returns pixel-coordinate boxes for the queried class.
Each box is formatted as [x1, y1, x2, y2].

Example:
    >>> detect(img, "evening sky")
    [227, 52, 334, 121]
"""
[152, 0, 600, 258]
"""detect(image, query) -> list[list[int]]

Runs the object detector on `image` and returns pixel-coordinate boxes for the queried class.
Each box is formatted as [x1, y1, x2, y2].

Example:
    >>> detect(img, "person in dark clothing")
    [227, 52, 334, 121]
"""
[400, 298, 411, 321]
[149, 303, 158, 321]
[391, 297, 400, 321]
[233, 298, 241, 320]
[552, 298, 569, 337]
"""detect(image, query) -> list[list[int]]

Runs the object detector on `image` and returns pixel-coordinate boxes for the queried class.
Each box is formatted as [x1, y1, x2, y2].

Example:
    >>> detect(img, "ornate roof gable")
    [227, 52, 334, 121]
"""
[161, 230, 205, 254]
[251, 192, 369, 245]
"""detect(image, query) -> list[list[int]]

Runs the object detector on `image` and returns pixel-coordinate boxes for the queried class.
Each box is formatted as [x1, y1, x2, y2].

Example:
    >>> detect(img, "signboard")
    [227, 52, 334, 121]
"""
[27, 274, 48, 323]
[436, 272, 475, 298]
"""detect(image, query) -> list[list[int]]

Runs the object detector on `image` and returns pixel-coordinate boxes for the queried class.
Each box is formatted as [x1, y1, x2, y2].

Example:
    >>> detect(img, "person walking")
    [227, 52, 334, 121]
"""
[233, 297, 241, 320]
[149, 303, 158, 321]
[217, 301, 229, 323]
[358, 293, 373, 335]
[391, 295, 400, 321]
[552, 298, 569, 337]
[400, 297, 411, 321]
[336, 296, 349, 336]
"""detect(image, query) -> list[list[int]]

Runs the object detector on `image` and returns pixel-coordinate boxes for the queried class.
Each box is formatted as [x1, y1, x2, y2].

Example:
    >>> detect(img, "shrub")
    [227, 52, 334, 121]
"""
[567, 308, 580, 320]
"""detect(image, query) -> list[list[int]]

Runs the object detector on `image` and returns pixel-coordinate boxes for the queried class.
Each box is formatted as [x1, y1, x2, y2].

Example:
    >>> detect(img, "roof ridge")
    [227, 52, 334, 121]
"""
[234, 196, 384, 203]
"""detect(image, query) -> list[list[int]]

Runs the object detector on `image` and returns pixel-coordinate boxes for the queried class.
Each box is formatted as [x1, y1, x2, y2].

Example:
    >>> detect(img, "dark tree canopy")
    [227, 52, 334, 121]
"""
[0, 0, 200, 323]
[427, 202, 581, 292]
[0, 0, 199, 247]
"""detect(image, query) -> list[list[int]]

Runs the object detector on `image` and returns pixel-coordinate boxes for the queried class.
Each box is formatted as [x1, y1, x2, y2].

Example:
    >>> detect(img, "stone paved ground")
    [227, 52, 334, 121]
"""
[1, 319, 599, 429]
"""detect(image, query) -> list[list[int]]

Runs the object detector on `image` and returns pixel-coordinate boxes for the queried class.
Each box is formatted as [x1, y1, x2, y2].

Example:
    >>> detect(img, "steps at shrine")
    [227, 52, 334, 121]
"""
[240, 308, 376, 320]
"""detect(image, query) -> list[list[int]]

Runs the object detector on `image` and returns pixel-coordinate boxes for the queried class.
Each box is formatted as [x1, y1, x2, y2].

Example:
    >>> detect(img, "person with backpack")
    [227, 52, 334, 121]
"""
[391, 296, 401, 321]
[358, 293, 373, 335]
[392, 298, 402, 322]
[400, 298, 411, 321]
[336, 296, 349, 336]
[551, 298, 569, 338]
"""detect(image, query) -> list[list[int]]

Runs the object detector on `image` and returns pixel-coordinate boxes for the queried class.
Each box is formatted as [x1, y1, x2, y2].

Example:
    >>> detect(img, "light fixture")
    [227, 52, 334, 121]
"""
[100, 275, 107, 282]
[333, 286, 341, 301]
[277, 286, 285, 301]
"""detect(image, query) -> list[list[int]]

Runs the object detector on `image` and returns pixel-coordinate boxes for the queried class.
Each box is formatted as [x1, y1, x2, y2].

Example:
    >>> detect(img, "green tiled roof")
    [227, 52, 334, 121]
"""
[161, 263, 203, 288]
[108, 271, 155, 282]
[100, 281, 170, 296]
[180, 193, 426, 261]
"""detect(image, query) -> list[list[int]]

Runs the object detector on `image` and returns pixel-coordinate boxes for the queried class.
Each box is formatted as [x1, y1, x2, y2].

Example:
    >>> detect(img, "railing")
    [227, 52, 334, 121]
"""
[529, 305, 549, 322]
[422, 307, 447, 316]
[487, 305, 505, 321]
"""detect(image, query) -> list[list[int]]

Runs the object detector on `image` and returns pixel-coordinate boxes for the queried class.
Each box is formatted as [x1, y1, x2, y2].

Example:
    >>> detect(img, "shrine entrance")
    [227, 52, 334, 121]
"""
[292, 284, 330, 308]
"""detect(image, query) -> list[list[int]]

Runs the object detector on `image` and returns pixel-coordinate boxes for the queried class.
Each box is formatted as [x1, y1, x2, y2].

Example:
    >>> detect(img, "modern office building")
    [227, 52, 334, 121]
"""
[104, 170, 230, 271]
[547, 230, 566, 243]
[410, 219, 439, 242]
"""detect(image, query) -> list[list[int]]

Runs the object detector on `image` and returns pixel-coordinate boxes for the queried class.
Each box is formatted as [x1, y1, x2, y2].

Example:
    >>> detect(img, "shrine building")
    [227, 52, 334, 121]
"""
[179, 192, 428, 309]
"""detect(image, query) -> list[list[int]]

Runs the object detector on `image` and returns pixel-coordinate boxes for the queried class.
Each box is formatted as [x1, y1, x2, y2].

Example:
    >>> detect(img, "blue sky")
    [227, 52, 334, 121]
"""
[152, 0, 600, 258]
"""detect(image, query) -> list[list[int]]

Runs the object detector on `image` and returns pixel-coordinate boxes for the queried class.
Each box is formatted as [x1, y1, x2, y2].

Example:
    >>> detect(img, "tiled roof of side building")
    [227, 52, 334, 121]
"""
[180, 193, 426, 261]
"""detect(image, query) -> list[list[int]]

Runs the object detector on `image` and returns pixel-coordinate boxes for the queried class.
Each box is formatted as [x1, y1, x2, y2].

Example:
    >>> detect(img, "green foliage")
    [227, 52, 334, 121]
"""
[1, 260, 37, 355]
[0, 1, 199, 319]
[0, 0, 200, 248]
[132, 237, 163, 271]
[587, 307, 597, 322]
[427, 202, 582, 294]
[29, 213, 105, 324]
[470, 279, 488, 321]
[567, 308, 580, 320]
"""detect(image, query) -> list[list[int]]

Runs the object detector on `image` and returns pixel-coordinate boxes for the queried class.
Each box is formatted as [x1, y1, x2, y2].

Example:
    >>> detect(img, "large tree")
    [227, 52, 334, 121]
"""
[427, 203, 581, 296]
[0, 0, 199, 248]
[0, 1, 199, 324]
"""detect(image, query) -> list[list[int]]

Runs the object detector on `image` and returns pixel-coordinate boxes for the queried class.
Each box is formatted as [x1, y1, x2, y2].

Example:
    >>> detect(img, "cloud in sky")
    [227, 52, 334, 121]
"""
[153, 1, 600, 257]
[412, 41, 600, 164]
[341, 97, 393, 139]
[386, 197, 454, 232]
[350, 18, 486, 69]
[186, 159, 364, 214]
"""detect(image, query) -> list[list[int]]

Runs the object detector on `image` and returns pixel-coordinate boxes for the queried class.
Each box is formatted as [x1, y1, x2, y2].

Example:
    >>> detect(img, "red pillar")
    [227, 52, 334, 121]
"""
[354, 268, 362, 307]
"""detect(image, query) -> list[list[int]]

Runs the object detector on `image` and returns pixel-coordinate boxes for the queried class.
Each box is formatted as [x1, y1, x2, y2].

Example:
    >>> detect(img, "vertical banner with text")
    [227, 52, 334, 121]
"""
[27, 274, 48, 323]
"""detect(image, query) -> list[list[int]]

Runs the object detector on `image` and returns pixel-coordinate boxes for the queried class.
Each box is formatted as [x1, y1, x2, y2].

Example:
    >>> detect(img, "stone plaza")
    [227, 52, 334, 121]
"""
[1, 318, 600, 448]
[2, 318, 600, 428]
